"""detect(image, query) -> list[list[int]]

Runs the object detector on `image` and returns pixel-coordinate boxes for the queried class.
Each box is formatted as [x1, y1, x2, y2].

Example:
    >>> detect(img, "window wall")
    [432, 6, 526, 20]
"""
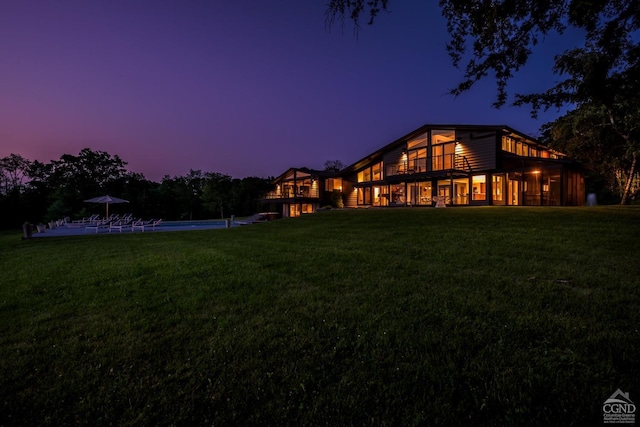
[507, 172, 522, 205]
[357, 187, 371, 205]
[472, 175, 486, 201]
[372, 162, 383, 181]
[390, 184, 405, 205]
[502, 136, 563, 159]
[325, 178, 342, 191]
[407, 182, 432, 205]
[372, 185, 389, 206]
[407, 132, 428, 173]
[437, 179, 451, 204]
[288, 204, 314, 217]
[432, 142, 455, 170]
[357, 161, 383, 182]
[492, 174, 505, 205]
[453, 178, 468, 205]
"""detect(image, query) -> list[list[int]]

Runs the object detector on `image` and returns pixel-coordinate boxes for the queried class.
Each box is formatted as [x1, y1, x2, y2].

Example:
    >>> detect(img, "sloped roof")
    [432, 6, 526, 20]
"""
[272, 167, 341, 183]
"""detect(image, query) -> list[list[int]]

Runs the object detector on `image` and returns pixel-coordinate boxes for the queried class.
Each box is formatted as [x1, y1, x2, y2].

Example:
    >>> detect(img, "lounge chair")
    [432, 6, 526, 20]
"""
[132, 219, 162, 232]
[72, 214, 100, 224]
[109, 219, 133, 233]
[84, 220, 111, 233]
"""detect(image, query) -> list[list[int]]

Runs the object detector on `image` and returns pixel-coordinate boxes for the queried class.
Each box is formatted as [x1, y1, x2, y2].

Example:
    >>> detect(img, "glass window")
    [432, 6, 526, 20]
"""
[432, 143, 455, 170]
[437, 179, 451, 204]
[357, 187, 371, 205]
[502, 136, 516, 153]
[507, 172, 522, 205]
[431, 129, 456, 144]
[372, 185, 389, 206]
[408, 132, 428, 149]
[357, 168, 372, 183]
[453, 178, 469, 205]
[407, 182, 432, 205]
[390, 184, 405, 205]
[372, 162, 382, 181]
[325, 178, 342, 191]
[492, 174, 505, 205]
[472, 175, 486, 201]
[408, 148, 427, 172]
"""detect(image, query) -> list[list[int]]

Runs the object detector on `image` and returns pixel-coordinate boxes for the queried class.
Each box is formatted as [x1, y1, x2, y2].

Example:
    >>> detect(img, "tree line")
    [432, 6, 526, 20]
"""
[0, 148, 273, 229]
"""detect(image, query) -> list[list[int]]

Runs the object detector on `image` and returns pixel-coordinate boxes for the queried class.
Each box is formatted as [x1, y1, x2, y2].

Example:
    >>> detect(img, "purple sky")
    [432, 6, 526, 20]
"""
[1, 1, 579, 181]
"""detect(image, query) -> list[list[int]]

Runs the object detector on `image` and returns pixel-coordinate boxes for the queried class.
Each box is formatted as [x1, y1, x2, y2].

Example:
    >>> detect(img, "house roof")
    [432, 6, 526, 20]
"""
[272, 167, 340, 183]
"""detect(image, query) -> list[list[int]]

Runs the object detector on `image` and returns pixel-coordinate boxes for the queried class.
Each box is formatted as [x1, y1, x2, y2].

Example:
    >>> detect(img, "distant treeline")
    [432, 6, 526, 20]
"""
[0, 149, 273, 229]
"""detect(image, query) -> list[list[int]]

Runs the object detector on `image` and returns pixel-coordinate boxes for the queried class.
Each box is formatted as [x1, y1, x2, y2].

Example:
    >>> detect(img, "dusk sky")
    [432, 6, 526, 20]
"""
[1, 1, 580, 181]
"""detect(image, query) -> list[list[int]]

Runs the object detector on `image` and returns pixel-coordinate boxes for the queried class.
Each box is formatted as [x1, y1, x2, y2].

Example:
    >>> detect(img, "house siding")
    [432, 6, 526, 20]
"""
[456, 130, 497, 171]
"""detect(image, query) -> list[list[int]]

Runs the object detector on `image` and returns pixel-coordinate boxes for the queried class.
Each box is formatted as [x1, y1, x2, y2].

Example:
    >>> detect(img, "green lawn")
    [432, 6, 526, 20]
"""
[1, 207, 638, 426]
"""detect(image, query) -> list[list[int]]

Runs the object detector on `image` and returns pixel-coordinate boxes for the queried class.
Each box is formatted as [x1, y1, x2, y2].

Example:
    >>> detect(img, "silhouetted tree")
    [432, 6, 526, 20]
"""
[202, 172, 233, 219]
[324, 160, 345, 171]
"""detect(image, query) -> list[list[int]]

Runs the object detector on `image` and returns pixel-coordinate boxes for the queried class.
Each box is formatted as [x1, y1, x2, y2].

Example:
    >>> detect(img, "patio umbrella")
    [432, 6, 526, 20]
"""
[84, 195, 129, 219]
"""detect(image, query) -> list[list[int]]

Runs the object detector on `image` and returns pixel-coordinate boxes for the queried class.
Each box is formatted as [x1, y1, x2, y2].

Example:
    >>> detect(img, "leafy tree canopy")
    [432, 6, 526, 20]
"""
[327, 0, 640, 109]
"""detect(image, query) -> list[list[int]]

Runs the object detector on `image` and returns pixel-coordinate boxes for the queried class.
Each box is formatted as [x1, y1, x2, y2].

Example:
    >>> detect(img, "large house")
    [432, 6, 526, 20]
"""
[262, 124, 585, 217]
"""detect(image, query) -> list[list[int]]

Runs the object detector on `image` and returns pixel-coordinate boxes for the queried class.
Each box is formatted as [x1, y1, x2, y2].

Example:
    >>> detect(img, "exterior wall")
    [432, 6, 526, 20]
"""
[456, 130, 497, 171]
[382, 147, 403, 175]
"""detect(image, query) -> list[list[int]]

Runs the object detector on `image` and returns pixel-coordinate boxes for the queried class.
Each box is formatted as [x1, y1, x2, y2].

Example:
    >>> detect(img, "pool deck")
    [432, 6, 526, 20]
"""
[30, 222, 237, 238]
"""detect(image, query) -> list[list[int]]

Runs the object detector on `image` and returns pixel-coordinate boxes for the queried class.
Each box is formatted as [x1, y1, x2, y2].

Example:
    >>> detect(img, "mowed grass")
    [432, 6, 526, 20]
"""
[0, 207, 638, 426]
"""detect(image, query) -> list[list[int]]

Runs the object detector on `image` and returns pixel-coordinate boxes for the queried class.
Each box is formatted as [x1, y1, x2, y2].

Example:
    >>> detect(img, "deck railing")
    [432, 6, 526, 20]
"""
[386, 154, 470, 177]
[263, 187, 320, 199]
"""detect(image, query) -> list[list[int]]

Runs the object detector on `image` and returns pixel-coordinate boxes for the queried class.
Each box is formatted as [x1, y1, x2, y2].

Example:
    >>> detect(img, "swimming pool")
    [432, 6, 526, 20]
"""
[31, 219, 234, 237]
[160, 220, 228, 228]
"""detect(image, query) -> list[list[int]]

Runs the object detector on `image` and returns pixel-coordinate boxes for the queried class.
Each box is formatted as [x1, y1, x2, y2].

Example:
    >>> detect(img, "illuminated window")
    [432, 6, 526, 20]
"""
[408, 132, 428, 149]
[407, 148, 427, 172]
[431, 129, 456, 144]
[372, 162, 382, 181]
[325, 178, 342, 191]
[372, 185, 388, 206]
[472, 175, 486, 201]
[357, 187, 371, 205]
[437, 179, 451, 204]
[407, 182, 432, 205]
[432, 143, 455, 170]
[390, 184, 405, 204]
[502, 136, 515, 153]
[453, 178, 468, 205]
[357, 168, 372, 182]
[492, 174, 505, 205]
